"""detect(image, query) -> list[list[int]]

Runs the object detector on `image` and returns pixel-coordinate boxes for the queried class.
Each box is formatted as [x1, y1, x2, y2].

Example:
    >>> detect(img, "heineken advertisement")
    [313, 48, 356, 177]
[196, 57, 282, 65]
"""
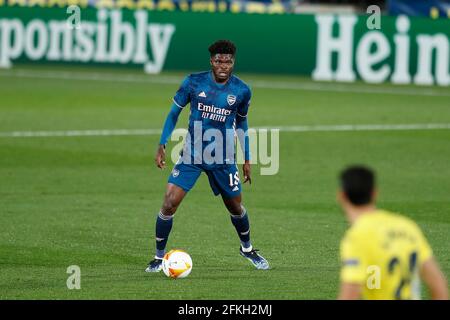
[0, 7, 449, 86]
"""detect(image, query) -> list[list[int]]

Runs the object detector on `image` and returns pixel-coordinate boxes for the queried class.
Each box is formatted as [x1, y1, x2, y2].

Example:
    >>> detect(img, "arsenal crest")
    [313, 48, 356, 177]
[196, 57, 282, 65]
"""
[227, 95, 236, 106]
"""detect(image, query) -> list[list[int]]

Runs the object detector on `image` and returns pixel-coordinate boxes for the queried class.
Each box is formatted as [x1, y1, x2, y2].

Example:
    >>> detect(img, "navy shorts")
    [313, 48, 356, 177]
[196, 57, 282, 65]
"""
[168, 162, 241, 199]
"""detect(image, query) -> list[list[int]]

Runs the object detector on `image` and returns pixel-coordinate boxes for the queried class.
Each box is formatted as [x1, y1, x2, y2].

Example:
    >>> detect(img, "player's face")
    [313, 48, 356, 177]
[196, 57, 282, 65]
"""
[210, 54, 234, 83]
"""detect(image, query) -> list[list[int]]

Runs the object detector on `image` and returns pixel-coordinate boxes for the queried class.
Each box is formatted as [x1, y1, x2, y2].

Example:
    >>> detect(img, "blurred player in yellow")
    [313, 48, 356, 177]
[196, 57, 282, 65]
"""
[337, 166, 448, 300]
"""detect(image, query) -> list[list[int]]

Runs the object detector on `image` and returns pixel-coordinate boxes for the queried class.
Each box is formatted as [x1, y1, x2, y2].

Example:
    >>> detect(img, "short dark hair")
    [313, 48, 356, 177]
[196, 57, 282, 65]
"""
[340, 166, 376, 205]
[208, 40, 236, 57]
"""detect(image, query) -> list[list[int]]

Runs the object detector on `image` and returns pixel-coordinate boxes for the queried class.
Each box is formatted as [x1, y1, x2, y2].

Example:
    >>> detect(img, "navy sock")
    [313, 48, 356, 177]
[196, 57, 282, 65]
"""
[155, 211, 173, 259]
[230, 207, 251, 249]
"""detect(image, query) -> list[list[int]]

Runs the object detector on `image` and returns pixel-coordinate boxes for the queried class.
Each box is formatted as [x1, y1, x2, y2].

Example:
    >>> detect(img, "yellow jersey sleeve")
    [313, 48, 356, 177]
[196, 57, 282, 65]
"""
[414, 224, 433, 266]
[340, 229, 369, 284]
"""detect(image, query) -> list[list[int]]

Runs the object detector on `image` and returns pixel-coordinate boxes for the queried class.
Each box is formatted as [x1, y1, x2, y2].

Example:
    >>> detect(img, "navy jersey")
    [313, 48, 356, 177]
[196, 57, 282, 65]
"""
[173, 71, 251, 169]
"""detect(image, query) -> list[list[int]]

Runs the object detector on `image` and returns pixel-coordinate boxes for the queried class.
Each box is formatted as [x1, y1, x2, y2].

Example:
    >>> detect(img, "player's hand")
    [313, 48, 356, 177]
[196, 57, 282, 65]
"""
[243, 161, 251, 184]
[155, 144, 166, 169]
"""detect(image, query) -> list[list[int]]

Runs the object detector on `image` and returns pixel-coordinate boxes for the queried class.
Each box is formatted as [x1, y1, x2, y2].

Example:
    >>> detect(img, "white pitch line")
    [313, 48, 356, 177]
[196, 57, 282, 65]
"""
[260, 123, 450, 132]
[1, 124, 450, 138]
[1, 69, 450, 97]
[251, 81, 450, 97]
[4, 69, 182, 85]
[0, 128, 162, 138]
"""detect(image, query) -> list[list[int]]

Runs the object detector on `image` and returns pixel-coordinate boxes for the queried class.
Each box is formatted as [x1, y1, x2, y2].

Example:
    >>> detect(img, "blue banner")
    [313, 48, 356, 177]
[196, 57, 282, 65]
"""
[388, 0, 450, 18]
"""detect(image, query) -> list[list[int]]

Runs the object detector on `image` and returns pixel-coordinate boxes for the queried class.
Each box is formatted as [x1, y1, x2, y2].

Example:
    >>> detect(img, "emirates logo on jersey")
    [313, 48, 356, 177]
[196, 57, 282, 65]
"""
[227, 95, 236, 106]
[198, 103, 231, 123]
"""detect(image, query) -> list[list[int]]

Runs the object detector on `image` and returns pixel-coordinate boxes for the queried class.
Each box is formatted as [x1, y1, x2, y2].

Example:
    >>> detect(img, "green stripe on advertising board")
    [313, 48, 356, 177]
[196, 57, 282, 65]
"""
[0, 7, 448, 85]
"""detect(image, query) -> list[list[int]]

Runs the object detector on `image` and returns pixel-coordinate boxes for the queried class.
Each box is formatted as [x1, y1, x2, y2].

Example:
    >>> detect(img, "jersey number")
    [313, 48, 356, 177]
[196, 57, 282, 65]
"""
[387, 251, 418, 300]
[228, 172, 240, 187]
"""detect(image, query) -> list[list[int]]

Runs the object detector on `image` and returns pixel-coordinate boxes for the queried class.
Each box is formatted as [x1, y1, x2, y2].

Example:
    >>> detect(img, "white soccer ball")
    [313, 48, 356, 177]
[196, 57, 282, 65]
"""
[162, 249, 193, 279]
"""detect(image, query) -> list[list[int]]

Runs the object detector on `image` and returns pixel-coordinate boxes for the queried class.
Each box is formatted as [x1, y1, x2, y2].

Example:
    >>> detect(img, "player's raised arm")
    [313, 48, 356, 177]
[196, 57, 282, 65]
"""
[420, 257, 448, 299]
[155, 76, 191, 169]
[337, 229, 367, 300]
[413, 223, 448, 300]
[236, 87, 252, 183]
[337, 282, 362, 300]
[155, 103, 183, 169]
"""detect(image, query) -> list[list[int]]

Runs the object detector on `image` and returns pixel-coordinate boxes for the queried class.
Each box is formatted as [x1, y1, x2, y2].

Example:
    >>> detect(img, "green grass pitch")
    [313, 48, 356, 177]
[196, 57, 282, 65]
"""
[0, 65, 449, 299]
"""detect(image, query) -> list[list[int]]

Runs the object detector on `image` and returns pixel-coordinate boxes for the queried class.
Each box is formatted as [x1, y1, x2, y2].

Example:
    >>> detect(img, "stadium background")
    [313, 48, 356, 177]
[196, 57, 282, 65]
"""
[0, 0, 449, 299]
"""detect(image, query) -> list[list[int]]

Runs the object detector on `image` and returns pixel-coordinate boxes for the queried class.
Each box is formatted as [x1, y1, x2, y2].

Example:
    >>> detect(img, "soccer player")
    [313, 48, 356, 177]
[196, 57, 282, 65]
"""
[145, 40, 269, 272]
[337, 166, 448, 300]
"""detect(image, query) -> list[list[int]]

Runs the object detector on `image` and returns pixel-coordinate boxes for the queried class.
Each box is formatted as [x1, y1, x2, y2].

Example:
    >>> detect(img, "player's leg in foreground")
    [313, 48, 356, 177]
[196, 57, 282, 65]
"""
[223, 195, 269, 270]
[206, 164, 269, 270]
[145, 183, 186, 272]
